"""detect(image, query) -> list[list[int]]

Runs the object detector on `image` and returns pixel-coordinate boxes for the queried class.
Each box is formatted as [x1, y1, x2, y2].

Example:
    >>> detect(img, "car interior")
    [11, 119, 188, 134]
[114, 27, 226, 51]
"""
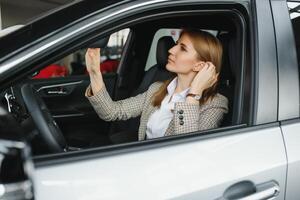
[292, 16, 300, 68]
[0, 12, 246, 156]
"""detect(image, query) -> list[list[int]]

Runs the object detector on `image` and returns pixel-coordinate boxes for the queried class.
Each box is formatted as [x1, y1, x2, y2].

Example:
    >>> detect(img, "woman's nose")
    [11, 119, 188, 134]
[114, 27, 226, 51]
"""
[168, 45, 176, 55]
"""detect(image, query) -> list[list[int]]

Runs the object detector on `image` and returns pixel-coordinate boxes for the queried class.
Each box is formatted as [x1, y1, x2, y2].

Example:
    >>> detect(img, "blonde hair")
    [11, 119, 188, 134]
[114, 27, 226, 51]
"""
[152, 29, 223, 106]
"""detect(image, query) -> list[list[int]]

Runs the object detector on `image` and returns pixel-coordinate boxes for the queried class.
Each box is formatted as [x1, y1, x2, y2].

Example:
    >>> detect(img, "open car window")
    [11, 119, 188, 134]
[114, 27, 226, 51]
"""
[0, 7, 246, 157]
[32, 28, 130, 79]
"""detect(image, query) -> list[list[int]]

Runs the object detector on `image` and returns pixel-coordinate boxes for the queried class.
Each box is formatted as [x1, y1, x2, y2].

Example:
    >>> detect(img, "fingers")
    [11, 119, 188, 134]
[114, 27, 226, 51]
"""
[205, 62, 218, 86]
[200, 62, 216, 76]
[87, 47, 101, 51]
[213, 73, 218, 83]
[200, 62, 215, 72]
[86, 48, 101, 64]
[191, 61, 219, 92]
[206, 62, 216, 71]
[85, 48, 101, 74]
[87, 48, 101, 57]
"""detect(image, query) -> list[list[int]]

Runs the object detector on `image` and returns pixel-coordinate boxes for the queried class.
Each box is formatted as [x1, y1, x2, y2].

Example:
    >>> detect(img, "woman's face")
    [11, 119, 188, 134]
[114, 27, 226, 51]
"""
[166, 33, 201, 75]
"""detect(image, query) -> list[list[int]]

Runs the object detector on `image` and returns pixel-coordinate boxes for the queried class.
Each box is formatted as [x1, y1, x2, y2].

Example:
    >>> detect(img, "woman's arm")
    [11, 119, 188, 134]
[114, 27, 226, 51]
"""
[85, 48, 104, 94]
[173, 94, 228, 134]
[86, 85, 149, 121]
[85, 48, 155, 121]
[171, 62, 226, 134]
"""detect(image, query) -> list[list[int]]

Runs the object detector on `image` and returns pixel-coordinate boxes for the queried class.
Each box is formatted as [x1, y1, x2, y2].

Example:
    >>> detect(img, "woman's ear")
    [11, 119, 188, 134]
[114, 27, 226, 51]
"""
[193, 61, 205, 72]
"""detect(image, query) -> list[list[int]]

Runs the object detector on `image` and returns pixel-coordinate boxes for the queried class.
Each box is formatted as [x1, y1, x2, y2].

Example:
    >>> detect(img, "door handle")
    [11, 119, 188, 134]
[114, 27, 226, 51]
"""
[218, 181, 280, 200]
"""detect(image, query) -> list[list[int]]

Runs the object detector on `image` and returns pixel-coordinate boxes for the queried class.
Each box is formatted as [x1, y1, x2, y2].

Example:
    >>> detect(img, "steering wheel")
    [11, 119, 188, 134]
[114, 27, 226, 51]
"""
[21, 84, 67, 153]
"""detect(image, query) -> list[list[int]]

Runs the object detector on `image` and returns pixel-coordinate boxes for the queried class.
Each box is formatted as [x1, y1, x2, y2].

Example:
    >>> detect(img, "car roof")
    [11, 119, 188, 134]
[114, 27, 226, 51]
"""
[0, 0, 248, 59]
[0, 0, 129, 59]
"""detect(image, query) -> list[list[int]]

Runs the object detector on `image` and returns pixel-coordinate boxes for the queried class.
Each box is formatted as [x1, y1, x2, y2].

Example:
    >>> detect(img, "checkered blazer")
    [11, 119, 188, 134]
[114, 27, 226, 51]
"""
[86, 82, 228, 141]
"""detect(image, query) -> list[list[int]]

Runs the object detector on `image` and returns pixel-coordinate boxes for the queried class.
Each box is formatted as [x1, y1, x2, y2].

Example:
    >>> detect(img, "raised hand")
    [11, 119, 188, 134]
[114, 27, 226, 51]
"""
[85, 48, 104, 94]
[85, 48, 101, 74]
[190, 62, 218, 95]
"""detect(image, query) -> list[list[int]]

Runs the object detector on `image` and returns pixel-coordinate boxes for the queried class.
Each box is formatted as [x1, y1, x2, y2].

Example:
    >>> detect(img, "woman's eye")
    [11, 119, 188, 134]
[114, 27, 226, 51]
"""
[180, 46, 187, 51]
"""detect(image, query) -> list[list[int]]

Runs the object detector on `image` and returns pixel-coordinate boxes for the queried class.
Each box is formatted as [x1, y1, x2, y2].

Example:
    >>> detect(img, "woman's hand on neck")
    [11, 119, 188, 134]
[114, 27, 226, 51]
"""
[175, 72, 197, 93]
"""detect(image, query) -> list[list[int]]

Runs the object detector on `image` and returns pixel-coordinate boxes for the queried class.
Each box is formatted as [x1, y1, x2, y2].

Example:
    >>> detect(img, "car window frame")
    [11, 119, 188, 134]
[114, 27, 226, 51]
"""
[0, 1, 252, 163]
[30, 28, 131, 79]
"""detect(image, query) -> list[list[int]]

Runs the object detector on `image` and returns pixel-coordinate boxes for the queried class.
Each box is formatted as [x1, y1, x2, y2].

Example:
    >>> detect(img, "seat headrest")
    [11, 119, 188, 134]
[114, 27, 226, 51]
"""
[218, 32, 236, 77]
[156, 36, 175, 69]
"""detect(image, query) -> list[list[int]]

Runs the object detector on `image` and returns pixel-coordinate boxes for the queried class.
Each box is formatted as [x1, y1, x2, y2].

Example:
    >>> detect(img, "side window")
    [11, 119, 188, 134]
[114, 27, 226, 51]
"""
[288, 1, 300, 66]
[32, 28, 130, 79]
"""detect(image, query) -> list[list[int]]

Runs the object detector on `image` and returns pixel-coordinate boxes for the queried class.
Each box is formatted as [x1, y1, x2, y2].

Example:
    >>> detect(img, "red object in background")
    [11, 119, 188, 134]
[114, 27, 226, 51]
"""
[85, 59, 119, 74]
[100, 59, 119, 73]
[33, 64, 68, 79]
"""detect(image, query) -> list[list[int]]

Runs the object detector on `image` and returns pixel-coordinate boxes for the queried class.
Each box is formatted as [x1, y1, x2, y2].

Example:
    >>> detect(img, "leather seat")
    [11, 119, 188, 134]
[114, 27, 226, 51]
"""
[132, 36, 176, 95]
[108, 33, 239, 144]
[217, 32, 238, 126]
[108, 36, 176, 143]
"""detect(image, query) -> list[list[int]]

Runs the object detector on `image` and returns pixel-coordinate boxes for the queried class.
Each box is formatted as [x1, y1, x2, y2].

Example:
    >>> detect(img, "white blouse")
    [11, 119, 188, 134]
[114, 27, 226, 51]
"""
[146, 78, 190, 139]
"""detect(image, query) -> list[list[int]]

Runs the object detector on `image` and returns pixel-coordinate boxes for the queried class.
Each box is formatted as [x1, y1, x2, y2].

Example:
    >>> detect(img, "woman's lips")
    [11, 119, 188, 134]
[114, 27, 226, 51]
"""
[168, 58, 174, 63]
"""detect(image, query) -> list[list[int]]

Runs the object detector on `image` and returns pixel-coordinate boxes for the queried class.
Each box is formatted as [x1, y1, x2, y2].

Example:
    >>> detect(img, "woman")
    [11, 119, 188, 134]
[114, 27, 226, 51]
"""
[85, 29, 228, 141]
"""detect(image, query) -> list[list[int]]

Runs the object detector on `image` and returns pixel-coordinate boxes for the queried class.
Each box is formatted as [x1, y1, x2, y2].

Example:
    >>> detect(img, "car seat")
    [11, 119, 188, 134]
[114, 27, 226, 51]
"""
[217, 31, 239, 126]
[108, 33, 239, 144]
[108, 36, 176, 143]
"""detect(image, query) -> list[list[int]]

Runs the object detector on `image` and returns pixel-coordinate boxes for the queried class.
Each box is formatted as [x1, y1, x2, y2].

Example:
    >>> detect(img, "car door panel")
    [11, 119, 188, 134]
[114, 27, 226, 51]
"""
[280, 120, 300, 200]
[30, 74, 117, 116]
[27, 74, 118, 146]
[34, 124, 286, 199]
[37, 79, 91, 116]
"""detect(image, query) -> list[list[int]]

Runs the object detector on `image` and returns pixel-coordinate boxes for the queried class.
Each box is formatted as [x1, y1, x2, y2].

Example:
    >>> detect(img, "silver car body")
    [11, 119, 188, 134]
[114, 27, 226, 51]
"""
[1, 0, 300, 199]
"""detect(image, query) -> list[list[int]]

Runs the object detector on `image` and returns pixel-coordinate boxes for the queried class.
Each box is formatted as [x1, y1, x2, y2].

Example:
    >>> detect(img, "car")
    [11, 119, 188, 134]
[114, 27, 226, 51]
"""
[1, 0, 300, 199]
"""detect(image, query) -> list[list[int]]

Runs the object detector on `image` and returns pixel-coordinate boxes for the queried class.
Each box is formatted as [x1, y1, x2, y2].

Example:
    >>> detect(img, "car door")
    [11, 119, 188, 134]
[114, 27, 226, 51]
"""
[25, 75, 114, 146]
[32, 0, 286, 199]
[0, 0, 288, 199]
[23, 30, 130, 146]
[0, 107, 34, 200]
[275, 1, 300, 199]
[32, 124, 286, 200]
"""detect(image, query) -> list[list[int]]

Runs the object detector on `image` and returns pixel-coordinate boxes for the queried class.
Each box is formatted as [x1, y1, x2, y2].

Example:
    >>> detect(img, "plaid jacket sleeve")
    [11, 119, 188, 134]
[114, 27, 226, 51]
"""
[85, 83, 159, 121]
[173, 94, 228, 134]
